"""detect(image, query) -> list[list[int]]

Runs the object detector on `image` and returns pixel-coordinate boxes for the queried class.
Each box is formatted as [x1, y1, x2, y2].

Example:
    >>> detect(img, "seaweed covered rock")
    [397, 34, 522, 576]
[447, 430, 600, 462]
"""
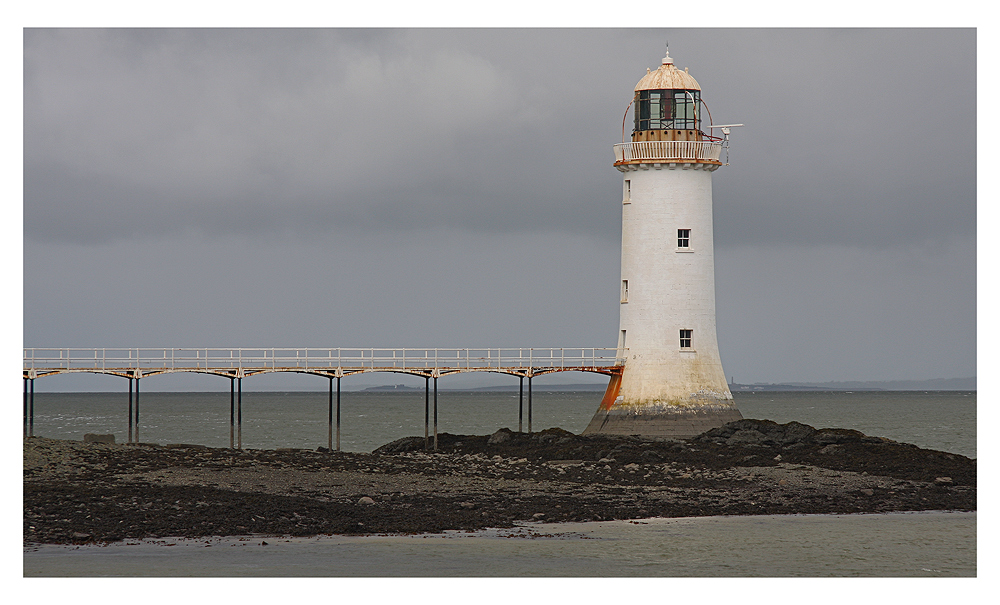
[695, 419, 817, 446]
[488, 428, 515, 445]
[372, 436, 426, 454]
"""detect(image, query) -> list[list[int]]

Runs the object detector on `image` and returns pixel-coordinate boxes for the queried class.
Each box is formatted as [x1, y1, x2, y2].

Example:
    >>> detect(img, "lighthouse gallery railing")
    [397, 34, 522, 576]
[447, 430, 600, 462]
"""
[613, 140, 722, 163]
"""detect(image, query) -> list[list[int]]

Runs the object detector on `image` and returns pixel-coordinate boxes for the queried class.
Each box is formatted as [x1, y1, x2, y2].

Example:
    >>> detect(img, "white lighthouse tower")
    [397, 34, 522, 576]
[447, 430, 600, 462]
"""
[584, 47, 743, 439]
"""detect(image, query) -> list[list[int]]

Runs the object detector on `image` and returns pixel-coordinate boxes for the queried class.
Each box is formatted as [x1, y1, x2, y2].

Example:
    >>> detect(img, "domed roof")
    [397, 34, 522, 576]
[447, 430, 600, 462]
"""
[634, 48, 701, 92]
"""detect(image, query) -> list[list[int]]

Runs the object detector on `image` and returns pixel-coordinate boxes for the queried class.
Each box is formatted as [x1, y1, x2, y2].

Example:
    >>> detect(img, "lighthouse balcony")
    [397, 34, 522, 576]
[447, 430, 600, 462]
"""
[613, 141, 722, 166]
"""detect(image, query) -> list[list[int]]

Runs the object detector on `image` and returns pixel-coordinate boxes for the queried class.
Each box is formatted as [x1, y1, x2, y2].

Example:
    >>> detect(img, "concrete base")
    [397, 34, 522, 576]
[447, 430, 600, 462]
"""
[582, 403, 743, 440]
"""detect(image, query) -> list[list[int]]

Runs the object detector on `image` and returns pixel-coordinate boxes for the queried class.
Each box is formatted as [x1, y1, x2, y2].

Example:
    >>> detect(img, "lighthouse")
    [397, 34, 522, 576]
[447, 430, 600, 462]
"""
[583, 47, 743, 439]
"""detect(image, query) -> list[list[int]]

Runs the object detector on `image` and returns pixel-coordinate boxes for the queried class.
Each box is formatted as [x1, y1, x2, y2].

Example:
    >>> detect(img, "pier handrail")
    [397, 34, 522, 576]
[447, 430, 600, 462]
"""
[23, 347, 627, 374]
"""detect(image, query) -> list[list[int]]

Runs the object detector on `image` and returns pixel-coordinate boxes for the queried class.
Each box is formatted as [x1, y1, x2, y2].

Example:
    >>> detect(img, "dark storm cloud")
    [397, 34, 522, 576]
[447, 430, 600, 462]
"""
[24, 29, 974, 250]
[701, 29, 976, 249]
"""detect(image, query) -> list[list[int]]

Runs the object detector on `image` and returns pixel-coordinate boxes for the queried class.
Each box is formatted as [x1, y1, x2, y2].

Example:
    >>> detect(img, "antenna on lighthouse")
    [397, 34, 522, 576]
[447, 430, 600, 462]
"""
[707, 123, 744, 164]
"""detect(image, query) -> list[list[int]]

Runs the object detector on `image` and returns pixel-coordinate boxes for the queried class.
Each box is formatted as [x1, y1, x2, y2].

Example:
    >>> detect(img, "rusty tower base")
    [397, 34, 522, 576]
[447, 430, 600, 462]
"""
[581, 373, 743, 440]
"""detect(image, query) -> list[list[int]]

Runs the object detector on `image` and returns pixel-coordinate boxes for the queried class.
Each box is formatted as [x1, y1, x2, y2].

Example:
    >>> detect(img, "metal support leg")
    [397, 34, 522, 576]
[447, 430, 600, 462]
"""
[135, 378, 140, 444]
[336, 376, 341, 452]
[528, 374, 532, 434]
[29, 378, 35, 438]
[424, 376, 430, 449]
[433, 376, 438, 451]
[230, 378, 235, 449]
[237, 377, 242, 450]
[24, 378, 28, 439]
[519, 376, 524, 433]
[328, 377, 333, 451]
[128, 378, 133, 444]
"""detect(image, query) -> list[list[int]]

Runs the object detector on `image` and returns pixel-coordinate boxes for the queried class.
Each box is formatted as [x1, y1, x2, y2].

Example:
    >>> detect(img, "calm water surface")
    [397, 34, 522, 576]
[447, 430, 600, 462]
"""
[24, 512, 975, 577]
[24, 390, 977, 458]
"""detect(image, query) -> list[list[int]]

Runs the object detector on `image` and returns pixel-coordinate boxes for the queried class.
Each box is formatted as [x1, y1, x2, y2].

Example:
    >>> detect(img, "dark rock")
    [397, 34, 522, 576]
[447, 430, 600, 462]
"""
[373, 436, 425, 454]
[641, 450, 664, 462]
[488, 428, 514, 445]
[725, 429, 768, 446]
[813, 429, 866, 445]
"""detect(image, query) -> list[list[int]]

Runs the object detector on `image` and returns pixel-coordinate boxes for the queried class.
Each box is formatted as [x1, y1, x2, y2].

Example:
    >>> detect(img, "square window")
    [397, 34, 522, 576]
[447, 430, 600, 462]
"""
[677, 229, 690, 248]
[679, 329, 692, 348]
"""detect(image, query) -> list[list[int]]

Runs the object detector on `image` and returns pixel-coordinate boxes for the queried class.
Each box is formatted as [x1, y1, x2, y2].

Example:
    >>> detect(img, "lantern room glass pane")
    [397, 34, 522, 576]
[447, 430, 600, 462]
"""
[634, 89, 701, 132]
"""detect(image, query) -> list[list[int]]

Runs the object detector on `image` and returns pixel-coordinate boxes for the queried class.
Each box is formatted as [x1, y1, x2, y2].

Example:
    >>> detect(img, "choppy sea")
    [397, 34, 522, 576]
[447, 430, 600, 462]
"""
[23, 390, 976, 577]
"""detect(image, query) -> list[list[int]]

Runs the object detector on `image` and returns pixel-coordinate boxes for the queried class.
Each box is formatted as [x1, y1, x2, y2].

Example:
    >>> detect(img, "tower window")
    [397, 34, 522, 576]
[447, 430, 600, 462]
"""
[679, 329, 692, 348]
[677, 229, 690, 248]
[623, 180, 631, 204]
[621, 280, 629, 303]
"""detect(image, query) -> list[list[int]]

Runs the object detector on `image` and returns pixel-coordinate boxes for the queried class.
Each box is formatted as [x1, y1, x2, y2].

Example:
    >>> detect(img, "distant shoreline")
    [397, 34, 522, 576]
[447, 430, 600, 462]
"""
[730, 377, 976, 392]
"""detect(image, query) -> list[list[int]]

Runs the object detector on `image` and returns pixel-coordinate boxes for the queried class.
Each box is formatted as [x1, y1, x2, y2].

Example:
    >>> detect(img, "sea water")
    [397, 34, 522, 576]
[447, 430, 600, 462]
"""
[23, 390, 976, 576]
[22, 390, 977, 458]
[24, 512, 975, 577]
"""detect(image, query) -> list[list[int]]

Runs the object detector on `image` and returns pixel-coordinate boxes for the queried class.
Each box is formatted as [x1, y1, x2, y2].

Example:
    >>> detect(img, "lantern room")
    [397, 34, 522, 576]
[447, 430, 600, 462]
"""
[631, 47, 704, 142]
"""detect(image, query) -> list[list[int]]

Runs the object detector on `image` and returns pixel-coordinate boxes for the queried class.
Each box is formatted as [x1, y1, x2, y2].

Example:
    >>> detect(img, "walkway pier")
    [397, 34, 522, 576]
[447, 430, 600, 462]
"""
[23, 347, 624, 451]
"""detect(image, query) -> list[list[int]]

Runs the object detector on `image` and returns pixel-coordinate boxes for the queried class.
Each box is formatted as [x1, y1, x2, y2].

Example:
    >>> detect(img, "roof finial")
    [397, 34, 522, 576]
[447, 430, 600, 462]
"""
[662, 42, 673, 66]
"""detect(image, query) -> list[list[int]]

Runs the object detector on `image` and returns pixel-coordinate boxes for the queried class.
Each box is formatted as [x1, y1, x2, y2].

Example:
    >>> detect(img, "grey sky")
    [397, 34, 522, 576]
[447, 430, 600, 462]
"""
[23, 28, 976, 390]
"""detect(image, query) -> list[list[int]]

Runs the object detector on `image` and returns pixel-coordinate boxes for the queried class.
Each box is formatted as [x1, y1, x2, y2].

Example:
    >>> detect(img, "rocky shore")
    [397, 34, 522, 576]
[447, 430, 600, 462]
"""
[23, 419, 975, 545]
